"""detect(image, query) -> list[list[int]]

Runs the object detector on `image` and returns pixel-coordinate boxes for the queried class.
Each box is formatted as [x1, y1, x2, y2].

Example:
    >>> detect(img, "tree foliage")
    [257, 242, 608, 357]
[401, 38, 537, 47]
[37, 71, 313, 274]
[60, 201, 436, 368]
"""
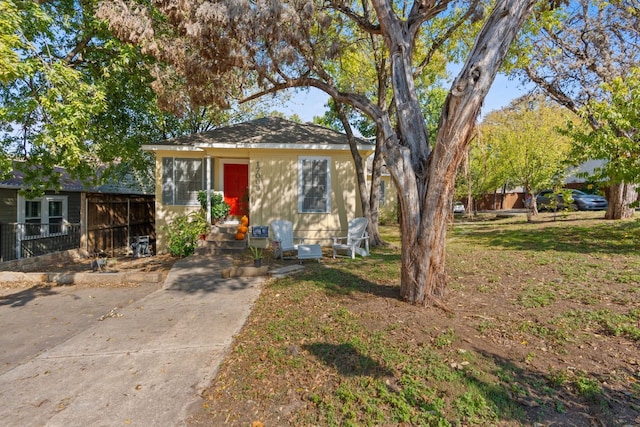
[456, 129, 507, 210]
[0, 0, 154, 189]
[563, 68, 640, 188]
[0, 1, 22, 84]
[0, 0, 273, 191]
[478, 96, 575, 205]
[516, 0, 639, 115]
[314, 34, 451, 244]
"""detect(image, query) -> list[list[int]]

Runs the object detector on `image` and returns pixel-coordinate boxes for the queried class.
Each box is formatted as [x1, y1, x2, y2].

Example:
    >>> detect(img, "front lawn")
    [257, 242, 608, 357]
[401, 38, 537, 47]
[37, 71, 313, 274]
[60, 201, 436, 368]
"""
[189, 211, 640, 426]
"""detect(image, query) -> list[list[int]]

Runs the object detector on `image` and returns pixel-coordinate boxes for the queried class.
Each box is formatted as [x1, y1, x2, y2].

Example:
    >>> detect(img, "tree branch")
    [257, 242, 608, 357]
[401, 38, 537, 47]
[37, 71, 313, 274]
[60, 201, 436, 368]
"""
[414, 0, 481, 77]
[239, 77, 384, 121]
[327, 1, 382, 34]
[64, 34, 94, 65]
[407, 0, 451, 35]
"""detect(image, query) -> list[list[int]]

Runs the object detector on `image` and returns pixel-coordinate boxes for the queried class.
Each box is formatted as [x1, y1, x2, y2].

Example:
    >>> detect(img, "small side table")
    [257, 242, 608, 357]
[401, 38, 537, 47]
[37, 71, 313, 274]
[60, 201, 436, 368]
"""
[297, 244, 322, 263]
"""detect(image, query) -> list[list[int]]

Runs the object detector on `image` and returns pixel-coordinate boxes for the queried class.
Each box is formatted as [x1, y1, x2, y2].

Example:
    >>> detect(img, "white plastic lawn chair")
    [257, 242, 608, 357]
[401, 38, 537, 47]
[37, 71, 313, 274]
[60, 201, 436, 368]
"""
[332, 217, 370, 259]
[270, 220, 305, 260]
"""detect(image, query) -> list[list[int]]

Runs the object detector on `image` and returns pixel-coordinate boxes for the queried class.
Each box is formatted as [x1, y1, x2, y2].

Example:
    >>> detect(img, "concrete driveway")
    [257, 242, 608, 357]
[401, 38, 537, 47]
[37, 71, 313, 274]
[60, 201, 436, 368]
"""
[0, 255, 265, 426]
[0, 282, 162, 376]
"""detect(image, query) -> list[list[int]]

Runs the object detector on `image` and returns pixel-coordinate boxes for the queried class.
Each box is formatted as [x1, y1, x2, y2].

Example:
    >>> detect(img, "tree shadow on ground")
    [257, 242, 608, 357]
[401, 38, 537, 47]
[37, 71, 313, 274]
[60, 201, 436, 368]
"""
[471, 348, 640, 426]
[304, 342, 394, 378]
[0, 285, 58, 308]
[163, 273, 263, 293]
[162, 254, 264, 293]
[298, 254, 402, 301]
[301, 339, 640, 425]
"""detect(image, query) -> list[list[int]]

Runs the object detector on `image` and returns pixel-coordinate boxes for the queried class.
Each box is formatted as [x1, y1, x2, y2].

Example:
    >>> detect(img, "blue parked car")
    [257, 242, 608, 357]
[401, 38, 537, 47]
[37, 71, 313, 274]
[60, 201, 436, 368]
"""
[536, 189, 608, 211]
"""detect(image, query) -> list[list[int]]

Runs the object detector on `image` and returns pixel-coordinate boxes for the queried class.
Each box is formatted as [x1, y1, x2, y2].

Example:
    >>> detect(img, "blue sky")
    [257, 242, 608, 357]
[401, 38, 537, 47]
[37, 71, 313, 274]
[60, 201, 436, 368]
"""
[277, 73, 532, 123]
[479, 73, 533, 116]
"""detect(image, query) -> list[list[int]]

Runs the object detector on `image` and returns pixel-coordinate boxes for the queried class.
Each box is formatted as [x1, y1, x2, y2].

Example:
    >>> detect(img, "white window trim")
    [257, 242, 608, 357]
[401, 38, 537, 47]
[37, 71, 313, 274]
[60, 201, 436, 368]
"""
[298, 156, 331, 213]
[162, 157, 206, 206]
[17, 195, 69, 239]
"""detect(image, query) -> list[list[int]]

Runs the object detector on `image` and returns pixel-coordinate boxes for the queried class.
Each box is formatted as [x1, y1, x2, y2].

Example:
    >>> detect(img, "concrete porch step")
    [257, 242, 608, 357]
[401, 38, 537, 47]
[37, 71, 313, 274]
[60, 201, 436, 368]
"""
[196, 223, 248, 255]
[212, 224, 247, 239]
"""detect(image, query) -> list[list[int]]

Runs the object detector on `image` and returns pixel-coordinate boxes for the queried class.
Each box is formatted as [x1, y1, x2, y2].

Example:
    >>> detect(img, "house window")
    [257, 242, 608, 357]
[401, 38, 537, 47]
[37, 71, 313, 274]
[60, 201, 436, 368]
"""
[162, 158, 210, 206]
[49, 200, 64, 234]
[25, 200, 42, 237]
[298, 156, 330, 213]
[20, 196, 68, 238]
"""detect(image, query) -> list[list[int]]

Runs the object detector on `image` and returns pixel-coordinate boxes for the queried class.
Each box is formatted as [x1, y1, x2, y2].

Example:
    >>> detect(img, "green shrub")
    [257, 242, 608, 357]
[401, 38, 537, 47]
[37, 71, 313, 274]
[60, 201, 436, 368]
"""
[379, 201, 399, 225]
[164, 212, 209, 258]
[198, 191, 231, 222]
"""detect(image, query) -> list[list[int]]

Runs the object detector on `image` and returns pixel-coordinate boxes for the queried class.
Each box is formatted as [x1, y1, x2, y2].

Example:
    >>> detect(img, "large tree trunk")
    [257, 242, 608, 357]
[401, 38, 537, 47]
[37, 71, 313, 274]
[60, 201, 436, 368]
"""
[374, 0, 537, 305]
[606, 182, 636, 219]
[398, 172, 456, 304]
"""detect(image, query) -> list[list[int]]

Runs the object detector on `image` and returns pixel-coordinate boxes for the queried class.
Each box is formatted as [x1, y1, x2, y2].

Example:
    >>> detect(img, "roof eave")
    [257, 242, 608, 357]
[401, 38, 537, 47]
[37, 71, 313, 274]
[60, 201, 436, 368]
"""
[192, 142, 375, 152]
[141, 145, 205, 152]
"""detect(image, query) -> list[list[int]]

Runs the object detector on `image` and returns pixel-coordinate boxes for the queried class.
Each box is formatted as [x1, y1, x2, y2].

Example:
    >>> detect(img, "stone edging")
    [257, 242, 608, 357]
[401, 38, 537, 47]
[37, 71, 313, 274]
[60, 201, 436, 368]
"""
[0, 271, 164, 285]
[220, 264, 306, 278]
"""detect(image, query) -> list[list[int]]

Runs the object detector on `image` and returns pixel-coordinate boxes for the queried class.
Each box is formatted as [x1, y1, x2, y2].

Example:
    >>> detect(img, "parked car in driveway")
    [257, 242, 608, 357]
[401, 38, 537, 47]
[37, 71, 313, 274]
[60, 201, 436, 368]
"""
[453, 201, 465, 214]
[536, 189, 608, 211]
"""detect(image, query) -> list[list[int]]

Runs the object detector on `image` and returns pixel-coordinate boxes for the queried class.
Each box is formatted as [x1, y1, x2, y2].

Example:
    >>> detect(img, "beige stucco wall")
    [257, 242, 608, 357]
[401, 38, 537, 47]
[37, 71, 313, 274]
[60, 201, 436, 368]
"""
[248, 150, 362, 246]
[378, 175, 399, 224]
[152, 147, 368, 253]
[152, 150, 205, 252]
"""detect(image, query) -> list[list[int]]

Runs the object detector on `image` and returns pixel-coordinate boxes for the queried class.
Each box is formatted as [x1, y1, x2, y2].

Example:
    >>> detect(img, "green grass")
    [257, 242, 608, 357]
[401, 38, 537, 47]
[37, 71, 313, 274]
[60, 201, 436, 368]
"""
[518, 284, 557, 308]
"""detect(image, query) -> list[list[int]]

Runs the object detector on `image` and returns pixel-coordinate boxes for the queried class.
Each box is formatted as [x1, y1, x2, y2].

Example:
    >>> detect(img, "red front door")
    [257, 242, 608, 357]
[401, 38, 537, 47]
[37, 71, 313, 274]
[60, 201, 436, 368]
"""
[223, 163, 249, 217]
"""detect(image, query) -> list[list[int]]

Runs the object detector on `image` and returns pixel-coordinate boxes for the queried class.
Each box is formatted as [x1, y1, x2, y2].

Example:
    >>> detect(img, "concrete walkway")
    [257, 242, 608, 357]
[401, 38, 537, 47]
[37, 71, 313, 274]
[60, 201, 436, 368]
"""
[0, 254, 265, 426]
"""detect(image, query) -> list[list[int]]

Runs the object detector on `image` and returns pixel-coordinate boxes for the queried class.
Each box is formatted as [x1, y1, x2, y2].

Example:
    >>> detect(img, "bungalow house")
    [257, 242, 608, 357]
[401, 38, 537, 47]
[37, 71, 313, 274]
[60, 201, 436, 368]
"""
[143, 117, 375, 253]
[0, 165, 154, 263]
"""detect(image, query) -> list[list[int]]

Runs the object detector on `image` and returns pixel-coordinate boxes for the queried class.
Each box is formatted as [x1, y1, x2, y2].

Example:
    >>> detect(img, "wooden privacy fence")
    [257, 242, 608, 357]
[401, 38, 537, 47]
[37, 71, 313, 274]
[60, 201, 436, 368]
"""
[86, 194, 155, 256]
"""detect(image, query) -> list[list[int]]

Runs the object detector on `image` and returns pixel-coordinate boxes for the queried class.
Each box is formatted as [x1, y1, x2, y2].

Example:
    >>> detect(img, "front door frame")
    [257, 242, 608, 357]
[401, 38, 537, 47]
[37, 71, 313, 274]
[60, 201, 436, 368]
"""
[220, 158, 249, 217]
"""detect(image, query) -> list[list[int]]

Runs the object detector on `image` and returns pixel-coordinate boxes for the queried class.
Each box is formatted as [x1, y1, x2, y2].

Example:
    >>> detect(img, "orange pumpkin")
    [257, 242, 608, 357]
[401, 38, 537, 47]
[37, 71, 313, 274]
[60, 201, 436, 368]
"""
[235, 232, 245, 240]
[240, 215, 249, 226]
[237, 225, 249, 234]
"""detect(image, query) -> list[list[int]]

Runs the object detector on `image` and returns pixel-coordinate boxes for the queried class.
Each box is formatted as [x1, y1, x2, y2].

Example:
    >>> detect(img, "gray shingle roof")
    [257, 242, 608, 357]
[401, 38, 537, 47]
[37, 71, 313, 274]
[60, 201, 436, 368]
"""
[152, 117, 372, 148]
[0, 163, 153, 195]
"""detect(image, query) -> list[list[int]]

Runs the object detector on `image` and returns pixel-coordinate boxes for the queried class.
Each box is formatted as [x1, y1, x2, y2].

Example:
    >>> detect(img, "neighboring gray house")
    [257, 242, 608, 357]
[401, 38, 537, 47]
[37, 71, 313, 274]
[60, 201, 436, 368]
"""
[0, 165, 154, 262]
[565, 160, 607, 185]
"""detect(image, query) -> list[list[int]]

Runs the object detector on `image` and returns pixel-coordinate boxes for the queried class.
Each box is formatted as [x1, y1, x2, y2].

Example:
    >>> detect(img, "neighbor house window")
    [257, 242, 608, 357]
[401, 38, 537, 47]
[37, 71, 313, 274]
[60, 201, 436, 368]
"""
[298, 156, 330, 213]
[48, 199, 64, 234]
[24, 200, 42, 237]
[19, 196, 68, 238]
[162, 158, 210, 206]
[379, 180, 386, 207]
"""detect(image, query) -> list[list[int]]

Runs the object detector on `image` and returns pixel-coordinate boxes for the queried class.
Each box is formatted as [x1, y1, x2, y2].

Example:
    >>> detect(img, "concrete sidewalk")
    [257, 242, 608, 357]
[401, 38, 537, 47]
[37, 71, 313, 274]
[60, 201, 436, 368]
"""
[0, 254, 265, 426]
